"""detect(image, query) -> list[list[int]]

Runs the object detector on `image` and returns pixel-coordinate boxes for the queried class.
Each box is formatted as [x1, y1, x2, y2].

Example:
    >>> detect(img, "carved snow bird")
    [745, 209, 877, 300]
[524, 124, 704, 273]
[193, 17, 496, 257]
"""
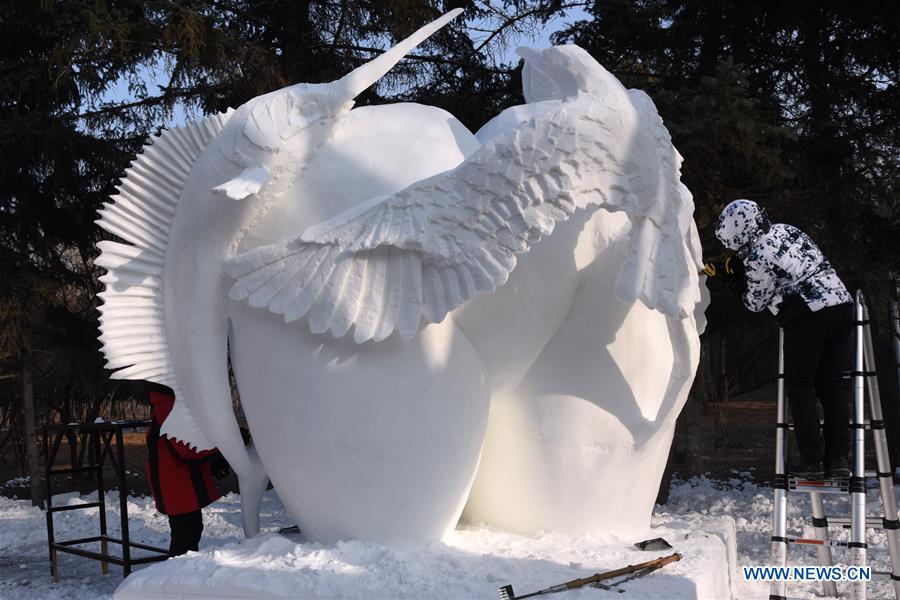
[95, 10, 465, 536]
[96, 9, 704, 542]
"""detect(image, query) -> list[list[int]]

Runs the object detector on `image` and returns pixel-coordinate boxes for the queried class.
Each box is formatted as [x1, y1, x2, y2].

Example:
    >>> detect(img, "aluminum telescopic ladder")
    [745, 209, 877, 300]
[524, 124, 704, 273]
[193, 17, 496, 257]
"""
[770, 290, 900, 600]
[891, 275, 900, 409]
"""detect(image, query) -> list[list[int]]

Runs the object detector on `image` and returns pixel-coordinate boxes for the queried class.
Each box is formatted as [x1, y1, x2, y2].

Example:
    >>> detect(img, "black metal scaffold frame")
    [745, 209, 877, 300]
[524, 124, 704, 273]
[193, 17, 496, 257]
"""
[43, 420, 171, 581]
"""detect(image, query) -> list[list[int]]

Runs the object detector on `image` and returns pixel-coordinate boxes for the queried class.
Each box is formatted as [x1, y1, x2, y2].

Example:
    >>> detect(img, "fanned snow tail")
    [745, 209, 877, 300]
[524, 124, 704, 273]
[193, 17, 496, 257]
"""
[95, 109, 233, 449]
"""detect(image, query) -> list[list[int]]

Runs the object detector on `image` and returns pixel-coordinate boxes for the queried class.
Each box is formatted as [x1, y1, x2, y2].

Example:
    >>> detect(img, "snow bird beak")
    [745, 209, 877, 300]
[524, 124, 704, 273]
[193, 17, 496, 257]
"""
[212, 9, 463, 202]
[330, 8, 463, 106]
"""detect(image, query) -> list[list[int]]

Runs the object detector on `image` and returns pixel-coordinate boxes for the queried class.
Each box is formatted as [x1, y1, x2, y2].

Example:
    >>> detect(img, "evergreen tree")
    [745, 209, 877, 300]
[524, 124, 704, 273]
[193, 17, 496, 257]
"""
[555, 0, 899, 274]
[0, 0, 538, 503]
[2, 1, 896, 499]
[1, 0, 169, 504]
[555, 0, 900, 474]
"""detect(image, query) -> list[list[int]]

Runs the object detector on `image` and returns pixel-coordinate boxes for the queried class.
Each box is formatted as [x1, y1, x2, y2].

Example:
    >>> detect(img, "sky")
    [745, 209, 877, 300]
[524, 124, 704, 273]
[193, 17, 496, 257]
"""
[86, 6, 591, 130]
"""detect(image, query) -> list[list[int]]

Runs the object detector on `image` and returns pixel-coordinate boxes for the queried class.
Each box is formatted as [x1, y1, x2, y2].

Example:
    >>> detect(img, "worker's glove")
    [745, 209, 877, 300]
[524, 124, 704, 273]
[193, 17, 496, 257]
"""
[703, 256, 741, 278]
[210, 452, 232, 479]
[702, 256, 745, 294]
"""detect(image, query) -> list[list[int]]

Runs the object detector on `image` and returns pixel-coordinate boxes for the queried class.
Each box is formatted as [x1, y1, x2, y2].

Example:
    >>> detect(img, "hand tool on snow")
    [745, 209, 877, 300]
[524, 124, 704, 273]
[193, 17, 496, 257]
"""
[589, 563, 673, 593]
[588, 569, 646, 593]
[633, 537, 672, 551]
[497, 552, 681, 600]
[278, 525, 301, 535]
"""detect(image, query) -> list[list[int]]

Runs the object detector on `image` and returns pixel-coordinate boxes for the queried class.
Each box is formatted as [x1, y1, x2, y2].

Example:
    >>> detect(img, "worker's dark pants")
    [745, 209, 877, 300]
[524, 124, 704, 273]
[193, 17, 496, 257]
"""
[168, 510, 203, 556]
[783, 303, 853, 468]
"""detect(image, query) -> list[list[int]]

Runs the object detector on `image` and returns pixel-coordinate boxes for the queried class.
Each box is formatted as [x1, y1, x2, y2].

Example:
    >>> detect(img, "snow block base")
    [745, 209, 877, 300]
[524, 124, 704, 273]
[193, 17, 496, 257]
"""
[113, 517, 736, 600]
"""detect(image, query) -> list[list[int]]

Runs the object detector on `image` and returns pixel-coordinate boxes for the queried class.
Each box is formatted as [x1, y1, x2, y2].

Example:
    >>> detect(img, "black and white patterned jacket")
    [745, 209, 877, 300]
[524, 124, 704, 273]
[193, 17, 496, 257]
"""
[715, 199, 852, 315]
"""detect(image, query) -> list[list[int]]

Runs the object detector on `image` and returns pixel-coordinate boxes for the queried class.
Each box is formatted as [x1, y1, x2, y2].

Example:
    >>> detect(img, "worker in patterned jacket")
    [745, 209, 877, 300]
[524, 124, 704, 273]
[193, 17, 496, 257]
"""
[714, 199, 854, 480]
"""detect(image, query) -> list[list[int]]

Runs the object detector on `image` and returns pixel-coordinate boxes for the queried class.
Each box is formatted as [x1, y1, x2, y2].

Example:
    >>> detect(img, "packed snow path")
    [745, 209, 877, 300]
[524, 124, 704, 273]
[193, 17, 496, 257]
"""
[1, 474, 898, 598]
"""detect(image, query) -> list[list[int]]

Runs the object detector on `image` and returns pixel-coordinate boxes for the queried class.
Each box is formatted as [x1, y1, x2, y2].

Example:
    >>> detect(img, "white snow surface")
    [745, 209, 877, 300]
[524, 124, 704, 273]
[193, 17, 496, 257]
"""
[2, 475, 899, 599]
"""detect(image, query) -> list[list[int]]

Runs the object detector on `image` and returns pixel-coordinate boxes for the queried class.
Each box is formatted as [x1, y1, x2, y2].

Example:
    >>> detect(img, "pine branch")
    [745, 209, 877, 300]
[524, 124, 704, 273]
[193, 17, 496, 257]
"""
[472, 0, 592, 56]
[76, 87, 202, 119]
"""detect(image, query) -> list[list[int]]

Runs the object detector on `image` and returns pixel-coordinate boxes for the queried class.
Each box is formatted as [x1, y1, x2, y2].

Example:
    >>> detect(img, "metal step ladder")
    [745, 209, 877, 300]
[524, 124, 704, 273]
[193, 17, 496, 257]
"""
[770, 290, 900, 600]
[892, 274, 900, 418]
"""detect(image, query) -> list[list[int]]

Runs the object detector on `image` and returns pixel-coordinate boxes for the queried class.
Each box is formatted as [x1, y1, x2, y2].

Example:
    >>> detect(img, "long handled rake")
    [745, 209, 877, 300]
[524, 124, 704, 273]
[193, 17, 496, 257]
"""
[498, 552, 681, 600]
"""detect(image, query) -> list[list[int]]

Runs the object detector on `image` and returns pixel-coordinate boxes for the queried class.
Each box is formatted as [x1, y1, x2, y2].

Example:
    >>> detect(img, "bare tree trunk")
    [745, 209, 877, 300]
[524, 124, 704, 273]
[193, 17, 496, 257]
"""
[0, 407, 12, 459]
[56, 387, 80, 476]
[20, 346, 43, 507]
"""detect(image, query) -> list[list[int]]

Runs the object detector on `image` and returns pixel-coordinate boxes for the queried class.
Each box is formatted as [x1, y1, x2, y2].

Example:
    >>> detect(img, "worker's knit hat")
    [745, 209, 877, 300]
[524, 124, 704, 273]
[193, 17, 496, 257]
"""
[715, 199, 770, 252]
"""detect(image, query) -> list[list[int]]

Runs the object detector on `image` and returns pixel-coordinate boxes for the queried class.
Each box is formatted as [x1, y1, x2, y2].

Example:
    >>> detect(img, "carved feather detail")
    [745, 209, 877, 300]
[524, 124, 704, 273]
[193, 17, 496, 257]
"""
[225, 94, 699, 344]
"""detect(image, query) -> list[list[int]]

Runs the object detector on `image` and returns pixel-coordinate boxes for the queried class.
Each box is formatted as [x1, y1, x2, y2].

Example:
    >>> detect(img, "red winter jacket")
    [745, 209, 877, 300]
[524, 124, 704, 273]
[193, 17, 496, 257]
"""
[146, 390, 222, 515]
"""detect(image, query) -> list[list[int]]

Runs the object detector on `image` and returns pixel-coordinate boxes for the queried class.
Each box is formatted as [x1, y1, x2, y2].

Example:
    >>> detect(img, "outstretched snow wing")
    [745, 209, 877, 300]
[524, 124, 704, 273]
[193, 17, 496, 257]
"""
[225, 94, 698, 344]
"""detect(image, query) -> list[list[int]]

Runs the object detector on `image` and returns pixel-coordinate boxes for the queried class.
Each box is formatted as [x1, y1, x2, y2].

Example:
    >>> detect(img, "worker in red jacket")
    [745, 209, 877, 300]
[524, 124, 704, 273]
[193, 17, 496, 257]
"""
[145, 383, 228, 555]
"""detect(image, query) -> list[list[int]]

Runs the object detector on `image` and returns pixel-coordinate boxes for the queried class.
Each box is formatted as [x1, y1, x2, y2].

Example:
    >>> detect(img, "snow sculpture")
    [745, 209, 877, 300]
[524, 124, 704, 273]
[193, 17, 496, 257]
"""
[459, 47, 709, 537]
[95, 8, 706, 544]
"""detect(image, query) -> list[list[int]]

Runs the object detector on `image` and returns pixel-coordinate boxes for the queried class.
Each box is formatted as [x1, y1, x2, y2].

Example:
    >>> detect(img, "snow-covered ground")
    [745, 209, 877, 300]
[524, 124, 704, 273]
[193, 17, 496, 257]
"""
[1, 473, 897, 599]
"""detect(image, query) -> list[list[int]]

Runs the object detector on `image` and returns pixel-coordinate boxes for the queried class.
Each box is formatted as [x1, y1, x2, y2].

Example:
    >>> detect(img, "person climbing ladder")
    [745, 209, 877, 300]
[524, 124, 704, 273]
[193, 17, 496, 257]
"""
[712, 199, 854, 479]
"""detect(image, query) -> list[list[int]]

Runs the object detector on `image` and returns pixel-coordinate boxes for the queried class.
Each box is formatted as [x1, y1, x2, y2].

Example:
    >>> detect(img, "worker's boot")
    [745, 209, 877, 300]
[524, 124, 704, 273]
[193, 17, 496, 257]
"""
[826, 457, 851, 480]
[792, 461, 824, 479]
